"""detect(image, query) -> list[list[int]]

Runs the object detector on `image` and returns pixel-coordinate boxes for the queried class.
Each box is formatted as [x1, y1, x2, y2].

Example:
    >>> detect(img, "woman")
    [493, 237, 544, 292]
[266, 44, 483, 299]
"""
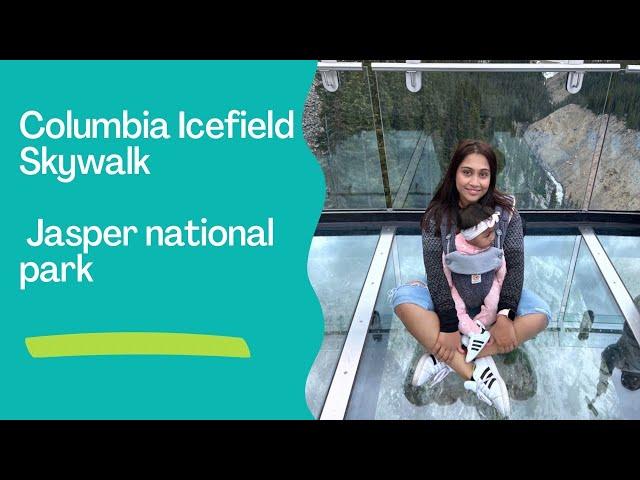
[390, 139, 551, 417]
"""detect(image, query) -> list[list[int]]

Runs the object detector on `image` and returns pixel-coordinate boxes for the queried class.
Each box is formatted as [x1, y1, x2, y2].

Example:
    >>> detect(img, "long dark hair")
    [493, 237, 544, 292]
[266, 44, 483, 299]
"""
[421, 139, 514, 234]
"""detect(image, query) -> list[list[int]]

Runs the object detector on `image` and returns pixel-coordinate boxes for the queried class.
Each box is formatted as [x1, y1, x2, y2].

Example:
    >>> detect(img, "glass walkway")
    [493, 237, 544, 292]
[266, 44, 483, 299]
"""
[305, 61, 640, 420]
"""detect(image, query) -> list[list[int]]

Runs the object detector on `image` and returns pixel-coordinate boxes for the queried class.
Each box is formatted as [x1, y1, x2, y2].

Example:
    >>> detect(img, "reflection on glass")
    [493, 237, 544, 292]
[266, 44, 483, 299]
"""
[597, 234, 640, 300]
[589, 321, 640, 417]
[392, 235, 424, 286]
[569, 256, 640, 418]
[564, 238, 624, 334]
[373, 70, 611, 210]
[305, 235, 379, 418]
[523, 235, 576, 327]
[590, 70, 640, 211]
[304, 70, 386, 209]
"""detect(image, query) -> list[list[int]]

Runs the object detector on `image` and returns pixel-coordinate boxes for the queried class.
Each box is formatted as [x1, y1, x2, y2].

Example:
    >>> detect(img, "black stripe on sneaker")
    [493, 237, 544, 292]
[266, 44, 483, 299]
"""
[487, 378, 496, 389]
[480, 367, 490, 380]
[430, 354, 436, 364]
[472, 346, 480, 351]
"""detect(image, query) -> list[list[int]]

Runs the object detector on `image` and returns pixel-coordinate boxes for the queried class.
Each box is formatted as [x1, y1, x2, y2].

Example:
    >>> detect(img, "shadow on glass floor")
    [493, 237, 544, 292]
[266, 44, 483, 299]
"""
[404, 343, 538, 420]
[387, 304, 640, 420]
[351, 326, 631, 420]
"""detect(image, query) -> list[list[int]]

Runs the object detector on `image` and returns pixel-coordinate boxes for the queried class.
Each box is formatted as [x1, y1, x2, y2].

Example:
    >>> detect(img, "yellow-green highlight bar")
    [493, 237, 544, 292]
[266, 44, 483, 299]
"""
[25, 333, 251, 359]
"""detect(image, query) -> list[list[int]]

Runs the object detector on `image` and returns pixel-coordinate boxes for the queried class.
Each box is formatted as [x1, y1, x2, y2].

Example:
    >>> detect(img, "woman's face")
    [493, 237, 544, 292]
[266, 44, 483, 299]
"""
[456, 153, 491, 208]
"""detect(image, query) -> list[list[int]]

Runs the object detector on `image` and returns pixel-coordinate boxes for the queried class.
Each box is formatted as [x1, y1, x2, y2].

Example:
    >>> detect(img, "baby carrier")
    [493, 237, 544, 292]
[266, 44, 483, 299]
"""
[440, 203, 513, 310]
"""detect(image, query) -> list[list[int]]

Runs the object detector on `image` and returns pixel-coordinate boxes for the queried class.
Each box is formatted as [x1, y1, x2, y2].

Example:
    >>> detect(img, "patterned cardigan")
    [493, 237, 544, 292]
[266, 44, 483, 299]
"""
[422, 208, 524, 333]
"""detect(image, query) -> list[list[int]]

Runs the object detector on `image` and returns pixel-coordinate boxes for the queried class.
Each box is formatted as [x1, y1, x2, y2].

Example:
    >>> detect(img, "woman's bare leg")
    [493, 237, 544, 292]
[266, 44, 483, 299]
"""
[395, 303, 474, 380]
[475, 313, 548, 358]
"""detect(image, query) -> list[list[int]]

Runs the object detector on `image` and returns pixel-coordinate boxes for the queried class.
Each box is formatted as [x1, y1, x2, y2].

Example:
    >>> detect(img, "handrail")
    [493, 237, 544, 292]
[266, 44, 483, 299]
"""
[371, 62, 622, 72]
[317, 61, 363, 71]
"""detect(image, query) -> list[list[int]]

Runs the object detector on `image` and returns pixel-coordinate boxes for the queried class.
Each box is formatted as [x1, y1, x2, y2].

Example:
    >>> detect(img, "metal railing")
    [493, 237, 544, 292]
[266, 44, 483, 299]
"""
[370, 62, 622, 72]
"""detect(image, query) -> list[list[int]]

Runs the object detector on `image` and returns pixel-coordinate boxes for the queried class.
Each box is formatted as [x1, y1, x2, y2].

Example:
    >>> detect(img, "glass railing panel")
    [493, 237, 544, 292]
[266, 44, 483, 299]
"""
[305, 69, 386, 209]
[373, 67, 611, 210]
[305, 233, 379, 418]
[589, 68, 640, 211]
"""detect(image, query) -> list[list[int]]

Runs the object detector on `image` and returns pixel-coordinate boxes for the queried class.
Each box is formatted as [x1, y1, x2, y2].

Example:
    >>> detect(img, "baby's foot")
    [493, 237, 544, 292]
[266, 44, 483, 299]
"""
[464, 355, 511, 418]
[412, 353, 453, 387]
[465, 320, 491, 363]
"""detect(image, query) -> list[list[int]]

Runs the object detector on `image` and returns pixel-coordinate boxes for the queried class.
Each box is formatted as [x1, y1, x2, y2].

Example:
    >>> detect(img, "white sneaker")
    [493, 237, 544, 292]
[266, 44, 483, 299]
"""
[465, 321, 491, 363]
[412, 353, 453, 387]
[464, 356, 511, 417]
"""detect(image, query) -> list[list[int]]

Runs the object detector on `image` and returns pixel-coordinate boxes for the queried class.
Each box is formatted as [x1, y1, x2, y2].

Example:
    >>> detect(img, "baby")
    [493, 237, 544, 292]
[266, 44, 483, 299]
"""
[442, 204, 507, 362]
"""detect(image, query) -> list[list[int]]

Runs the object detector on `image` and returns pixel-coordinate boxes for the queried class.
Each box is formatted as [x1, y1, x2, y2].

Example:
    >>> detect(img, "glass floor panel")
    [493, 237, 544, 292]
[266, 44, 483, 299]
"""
[305, 234, 379, 418]
[596, 234, 640, 302]
[564, 237, 625, 327]
[344, 234, 640, 419]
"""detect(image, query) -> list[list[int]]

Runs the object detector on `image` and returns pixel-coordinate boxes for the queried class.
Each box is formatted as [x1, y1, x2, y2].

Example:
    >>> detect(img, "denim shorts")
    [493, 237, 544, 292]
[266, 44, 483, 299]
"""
[388, 277, 552, 326]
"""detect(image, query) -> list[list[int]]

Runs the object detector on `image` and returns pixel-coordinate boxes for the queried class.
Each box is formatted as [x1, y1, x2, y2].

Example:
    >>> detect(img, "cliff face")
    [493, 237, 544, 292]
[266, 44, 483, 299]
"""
[524, 104, 601, 208]
[494, 132, 557, 209]
[589, 113, 640, 210]
[524, 104, 640, 210]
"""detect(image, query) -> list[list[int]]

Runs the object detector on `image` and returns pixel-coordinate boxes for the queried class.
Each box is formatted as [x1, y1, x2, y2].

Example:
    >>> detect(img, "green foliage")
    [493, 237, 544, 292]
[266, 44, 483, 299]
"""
[315, 70, 376, 152]
[557, 68, 640, 130]
[312, 66, 556, 170]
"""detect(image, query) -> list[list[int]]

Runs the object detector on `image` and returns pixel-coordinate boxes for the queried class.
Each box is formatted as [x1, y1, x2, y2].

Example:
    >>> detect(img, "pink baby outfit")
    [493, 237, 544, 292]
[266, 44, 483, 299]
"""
[442, 233, 507, 335]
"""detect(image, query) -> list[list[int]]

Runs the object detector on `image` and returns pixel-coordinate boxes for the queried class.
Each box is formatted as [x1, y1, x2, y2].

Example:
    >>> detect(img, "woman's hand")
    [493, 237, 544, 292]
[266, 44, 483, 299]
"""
[489, 315, 518, 353]
[434, 331, 465, 363]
